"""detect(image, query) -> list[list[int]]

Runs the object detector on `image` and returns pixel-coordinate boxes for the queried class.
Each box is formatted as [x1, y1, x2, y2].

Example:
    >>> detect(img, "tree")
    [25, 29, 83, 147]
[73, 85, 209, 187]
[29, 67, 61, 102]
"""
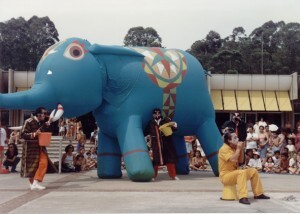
[189, 21, 300, 75]
[188, 31, 222, 73]
[0, 16, 59, 71]
[212, 50, 242, 73]
[123, 26, 162, 47]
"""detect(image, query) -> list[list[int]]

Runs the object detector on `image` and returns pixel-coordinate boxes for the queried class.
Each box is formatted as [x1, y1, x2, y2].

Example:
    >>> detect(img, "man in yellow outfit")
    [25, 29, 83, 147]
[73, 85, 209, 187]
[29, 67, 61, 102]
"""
[218, 129, 270, 205]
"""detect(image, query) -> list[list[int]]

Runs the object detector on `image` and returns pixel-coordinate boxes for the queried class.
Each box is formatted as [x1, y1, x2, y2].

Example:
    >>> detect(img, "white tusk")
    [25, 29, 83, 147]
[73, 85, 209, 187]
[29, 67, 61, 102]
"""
[49, 109, 55, 120]
[52, 104, 64, 122]
[8, 126, 23, 130]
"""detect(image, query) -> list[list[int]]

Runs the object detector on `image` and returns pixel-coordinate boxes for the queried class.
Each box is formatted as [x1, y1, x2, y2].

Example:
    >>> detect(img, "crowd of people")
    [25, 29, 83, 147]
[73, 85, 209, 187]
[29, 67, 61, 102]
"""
[61, 144, 98, 173]
[221, 113, 300, 175]
[244, 120, 300, 174]
[185, 135, 208, 171]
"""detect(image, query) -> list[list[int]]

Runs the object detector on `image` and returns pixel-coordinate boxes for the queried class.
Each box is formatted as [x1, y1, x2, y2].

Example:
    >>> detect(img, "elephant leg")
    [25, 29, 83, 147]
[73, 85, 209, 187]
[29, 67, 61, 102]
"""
[172, 135, 190, 174]
[97, 132, 122, 178]
[117, 115, 154, 182]
[196, 118, 223, 176]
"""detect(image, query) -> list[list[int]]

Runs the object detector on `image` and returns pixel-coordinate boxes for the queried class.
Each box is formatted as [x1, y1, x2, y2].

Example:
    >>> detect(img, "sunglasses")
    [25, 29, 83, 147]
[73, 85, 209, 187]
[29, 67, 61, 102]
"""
[153, 112, 161, 115]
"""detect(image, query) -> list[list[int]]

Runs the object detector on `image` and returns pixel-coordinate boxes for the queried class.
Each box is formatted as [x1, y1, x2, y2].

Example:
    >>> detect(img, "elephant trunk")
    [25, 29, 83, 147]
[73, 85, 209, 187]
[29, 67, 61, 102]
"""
[0, 84, 56, 111]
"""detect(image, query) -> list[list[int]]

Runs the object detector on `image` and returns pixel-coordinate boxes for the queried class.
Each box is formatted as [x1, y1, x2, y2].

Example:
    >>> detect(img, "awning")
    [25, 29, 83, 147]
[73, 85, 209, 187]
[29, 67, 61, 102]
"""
[210, 90, 292, 112]
[210, 90, 223, 110]
[276, 91, 292, 111]
[236, 90, 251, 111]
[249, 91, 265, 111]
[263, 91, 278, 111]
[222, 90, 237, 110]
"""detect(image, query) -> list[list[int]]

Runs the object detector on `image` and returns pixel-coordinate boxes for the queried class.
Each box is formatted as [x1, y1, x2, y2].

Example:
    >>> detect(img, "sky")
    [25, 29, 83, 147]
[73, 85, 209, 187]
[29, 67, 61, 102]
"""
[0, 0, 299, 50]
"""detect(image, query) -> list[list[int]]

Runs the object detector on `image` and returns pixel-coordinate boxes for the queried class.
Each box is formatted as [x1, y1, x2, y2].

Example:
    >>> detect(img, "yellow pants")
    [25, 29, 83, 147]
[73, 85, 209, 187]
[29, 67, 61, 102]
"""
[34, 150, 48, 182]
[220, 168, 264, 199]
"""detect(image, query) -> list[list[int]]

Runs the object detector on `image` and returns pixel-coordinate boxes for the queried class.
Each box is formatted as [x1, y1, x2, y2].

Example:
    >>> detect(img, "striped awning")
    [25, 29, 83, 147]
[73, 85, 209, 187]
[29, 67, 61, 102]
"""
[222, 90, 237, 110]
[211, 90, 223, 110]
[210, 90, 292, 111]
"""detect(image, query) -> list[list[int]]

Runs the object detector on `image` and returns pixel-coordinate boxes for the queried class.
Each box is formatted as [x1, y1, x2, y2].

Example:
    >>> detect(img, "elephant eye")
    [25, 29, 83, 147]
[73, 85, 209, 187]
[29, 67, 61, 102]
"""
[64, 42, 86, 60]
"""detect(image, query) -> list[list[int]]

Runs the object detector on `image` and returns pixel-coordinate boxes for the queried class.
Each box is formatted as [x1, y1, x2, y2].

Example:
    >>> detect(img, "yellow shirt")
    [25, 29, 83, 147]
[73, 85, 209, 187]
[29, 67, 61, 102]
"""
[218, 143, 237, 178]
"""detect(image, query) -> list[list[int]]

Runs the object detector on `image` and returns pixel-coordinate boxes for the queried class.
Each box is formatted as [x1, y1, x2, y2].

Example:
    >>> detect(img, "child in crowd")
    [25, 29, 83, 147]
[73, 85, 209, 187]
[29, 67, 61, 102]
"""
[288, 153, 297, 174]
[264, 156, 275, 173]
[85, 152, 96, 170]
[272, 151, 281, 173]
[74, 154, 86, 172]
[248, 151, 262, 172]
[244, 149, 254, 166]
[89, 147, 98, 167]
[279, 153, 289, 174]
[286, 139, 296, 159]
[190, 150, 207, 171]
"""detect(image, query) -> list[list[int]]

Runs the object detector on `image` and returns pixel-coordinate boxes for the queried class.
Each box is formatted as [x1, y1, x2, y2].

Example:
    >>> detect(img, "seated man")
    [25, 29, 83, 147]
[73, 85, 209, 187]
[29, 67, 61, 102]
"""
[218, 130, 270, 205]
[3, 143, 20, 172]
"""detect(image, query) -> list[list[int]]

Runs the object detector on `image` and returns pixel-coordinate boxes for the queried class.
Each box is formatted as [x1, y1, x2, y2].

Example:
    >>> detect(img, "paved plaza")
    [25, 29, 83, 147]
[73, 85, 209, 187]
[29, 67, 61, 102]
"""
[0, 168, 299, 213]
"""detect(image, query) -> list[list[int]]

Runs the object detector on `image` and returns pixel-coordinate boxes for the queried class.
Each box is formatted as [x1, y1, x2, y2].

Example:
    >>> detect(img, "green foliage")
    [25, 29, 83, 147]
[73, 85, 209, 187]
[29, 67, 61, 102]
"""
[123, 26, 162, 47]
[0, 16, 59, 70]
[189, 21, 300, 75]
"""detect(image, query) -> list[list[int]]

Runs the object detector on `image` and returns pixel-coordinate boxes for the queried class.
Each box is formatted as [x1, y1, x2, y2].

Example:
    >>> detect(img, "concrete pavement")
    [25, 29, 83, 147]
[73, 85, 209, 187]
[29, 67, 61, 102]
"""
[0, 168, 299, 213]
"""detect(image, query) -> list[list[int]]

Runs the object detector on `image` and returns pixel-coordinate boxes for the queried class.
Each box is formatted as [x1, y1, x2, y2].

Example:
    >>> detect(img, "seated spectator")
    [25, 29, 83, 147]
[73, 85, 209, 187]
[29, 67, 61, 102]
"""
[190, 150, 207, 171]
[244, 149, 254, 166]
[292, 154, 300, 175]
[264, 156, 275, 173]
[289, 154, 297, 174]
[74, 154, 87, 172]
[272, 150, 281, 173]
[248, 151, 262, 172]
[78, 147, 87, 158]
[89, 147, 98, 167]
[286, 139, 296, 159]
[279, 153, 289, 174]
[281, 147, 289, 155]
[61, 144, 75, 173]
[3, 143, 20, 172]
[85, 152, 96, 170]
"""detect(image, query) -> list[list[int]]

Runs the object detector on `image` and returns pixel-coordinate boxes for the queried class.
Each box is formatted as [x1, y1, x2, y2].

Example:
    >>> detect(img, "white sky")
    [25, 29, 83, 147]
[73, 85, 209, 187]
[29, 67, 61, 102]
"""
[0, 0, 299, 50]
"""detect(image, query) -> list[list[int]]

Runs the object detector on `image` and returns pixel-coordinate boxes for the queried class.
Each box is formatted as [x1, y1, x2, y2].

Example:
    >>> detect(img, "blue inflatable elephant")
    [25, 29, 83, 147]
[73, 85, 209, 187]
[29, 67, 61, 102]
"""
[0, 38, 223, 181]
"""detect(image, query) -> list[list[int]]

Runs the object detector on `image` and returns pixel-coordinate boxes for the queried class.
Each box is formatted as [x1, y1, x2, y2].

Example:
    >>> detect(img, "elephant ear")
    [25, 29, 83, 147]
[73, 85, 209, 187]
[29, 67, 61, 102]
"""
[89, 44, 145, 107]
